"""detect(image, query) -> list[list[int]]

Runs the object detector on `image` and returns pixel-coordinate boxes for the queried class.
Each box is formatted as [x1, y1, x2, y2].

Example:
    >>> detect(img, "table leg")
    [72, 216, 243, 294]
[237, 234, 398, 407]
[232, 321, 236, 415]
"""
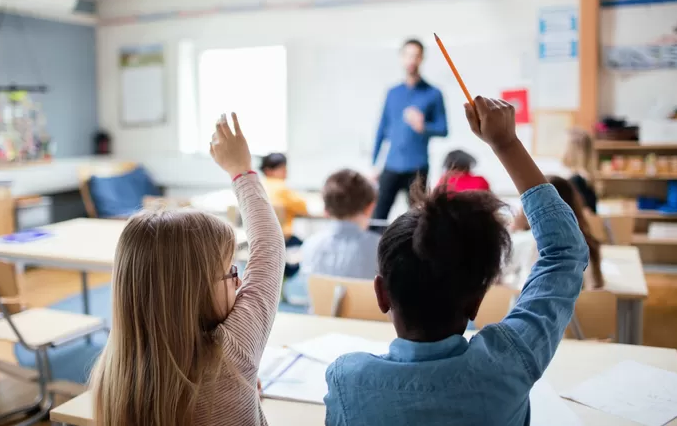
[81, 271, 90, 316]
[617, 299, 644, 345]
[628, 299, 644, 345]
[617, 300, 630, 344]
[81, 271, 91, 344]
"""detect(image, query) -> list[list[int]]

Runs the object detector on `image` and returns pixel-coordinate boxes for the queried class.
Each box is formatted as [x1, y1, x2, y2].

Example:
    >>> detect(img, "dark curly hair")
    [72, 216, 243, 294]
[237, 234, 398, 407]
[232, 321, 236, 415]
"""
[377, 178, 512, 330]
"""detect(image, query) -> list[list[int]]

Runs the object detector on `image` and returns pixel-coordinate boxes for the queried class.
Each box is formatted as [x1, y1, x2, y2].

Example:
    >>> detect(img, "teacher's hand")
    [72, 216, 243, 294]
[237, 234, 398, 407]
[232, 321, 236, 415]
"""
[403, 107, 425, 134]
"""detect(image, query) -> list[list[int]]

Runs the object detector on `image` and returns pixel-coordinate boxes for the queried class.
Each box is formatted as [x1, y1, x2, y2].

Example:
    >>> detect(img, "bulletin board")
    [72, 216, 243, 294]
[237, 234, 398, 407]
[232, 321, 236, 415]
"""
[532, 110, 576, 159]
[119, 44, 166, 127]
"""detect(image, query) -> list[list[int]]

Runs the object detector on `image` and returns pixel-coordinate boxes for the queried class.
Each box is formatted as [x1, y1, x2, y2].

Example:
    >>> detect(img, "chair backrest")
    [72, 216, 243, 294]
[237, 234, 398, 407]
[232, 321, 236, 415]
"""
[308, 274, 388, 322]
[565, 290, 617, 341]
[586, 211, 634, 245]
[0, 183, 21, 314]
[78, 162, 140, 218]
[474, 285, 517, 329]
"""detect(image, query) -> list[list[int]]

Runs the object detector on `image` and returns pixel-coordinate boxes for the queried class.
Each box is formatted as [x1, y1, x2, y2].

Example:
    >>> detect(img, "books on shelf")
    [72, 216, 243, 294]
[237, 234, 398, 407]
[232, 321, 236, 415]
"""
[648, 223, 677, 240]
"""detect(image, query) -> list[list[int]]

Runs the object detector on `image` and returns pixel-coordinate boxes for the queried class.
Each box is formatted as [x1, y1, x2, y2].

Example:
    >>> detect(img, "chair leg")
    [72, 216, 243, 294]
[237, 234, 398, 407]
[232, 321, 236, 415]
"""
[9, 349, 58, 426]
[0, 401, 41, 424]
[0, 350, 49, 425]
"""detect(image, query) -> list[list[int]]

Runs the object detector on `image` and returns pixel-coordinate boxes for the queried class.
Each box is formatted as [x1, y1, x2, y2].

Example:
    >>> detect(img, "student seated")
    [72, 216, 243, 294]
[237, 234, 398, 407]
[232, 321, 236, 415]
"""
[512, 175, 603, 289]
[301, 169, 380, 279]
[324, 97, 589, 426]
[563, 128, 598, 213]
[260, 152, 308, 276]
[436, 149, 490, 192]
[90, 114, 285, 426]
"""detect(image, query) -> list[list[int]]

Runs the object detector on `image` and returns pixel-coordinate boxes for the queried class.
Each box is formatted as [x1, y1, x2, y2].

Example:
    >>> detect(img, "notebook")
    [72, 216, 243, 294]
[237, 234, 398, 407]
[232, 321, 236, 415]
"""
[287, 333, 390, 364]
[258, 346, 327, 405]
[257, 335, 390, 404]
[0, 230, 52, 244]
[530, 379, 583, 426]
[561, 360, 677, 426]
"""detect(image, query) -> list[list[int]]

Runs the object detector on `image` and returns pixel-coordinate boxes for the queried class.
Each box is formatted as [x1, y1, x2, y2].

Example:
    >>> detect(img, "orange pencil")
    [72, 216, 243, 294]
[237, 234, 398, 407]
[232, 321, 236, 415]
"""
[434, 33, 474, 106]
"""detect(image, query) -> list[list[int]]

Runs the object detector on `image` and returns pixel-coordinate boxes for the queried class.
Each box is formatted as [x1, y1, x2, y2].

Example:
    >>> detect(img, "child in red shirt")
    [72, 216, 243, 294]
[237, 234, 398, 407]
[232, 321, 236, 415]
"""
[436, 150, 490, 192]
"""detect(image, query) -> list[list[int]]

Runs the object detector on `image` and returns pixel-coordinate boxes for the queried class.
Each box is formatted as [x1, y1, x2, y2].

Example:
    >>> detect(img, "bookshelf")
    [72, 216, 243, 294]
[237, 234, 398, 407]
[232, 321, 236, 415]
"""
[594, 140, 677, 265]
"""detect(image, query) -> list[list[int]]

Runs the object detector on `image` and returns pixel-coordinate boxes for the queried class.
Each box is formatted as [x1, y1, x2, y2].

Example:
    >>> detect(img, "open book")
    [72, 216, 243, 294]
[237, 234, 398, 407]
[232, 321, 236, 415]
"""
[258, 334, 391, 404]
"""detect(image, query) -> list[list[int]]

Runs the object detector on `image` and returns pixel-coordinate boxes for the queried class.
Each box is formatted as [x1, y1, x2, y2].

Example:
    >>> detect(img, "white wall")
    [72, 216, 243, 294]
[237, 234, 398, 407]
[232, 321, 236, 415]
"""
[97, 0, 573, 196]
[96, 0, 677, 197]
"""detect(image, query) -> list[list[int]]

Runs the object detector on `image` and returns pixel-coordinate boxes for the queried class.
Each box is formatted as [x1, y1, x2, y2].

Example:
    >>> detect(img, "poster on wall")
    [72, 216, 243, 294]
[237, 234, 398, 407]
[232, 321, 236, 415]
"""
[501, 88, 530, 124]
[533, 110, 575, 159]
[120, 44, 166, 127]
[534, 5, 580, 111]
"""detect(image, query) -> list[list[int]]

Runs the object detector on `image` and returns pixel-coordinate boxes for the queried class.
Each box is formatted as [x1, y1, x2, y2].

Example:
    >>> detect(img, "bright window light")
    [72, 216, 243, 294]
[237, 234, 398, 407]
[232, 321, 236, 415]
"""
[197, 46, 287, 156]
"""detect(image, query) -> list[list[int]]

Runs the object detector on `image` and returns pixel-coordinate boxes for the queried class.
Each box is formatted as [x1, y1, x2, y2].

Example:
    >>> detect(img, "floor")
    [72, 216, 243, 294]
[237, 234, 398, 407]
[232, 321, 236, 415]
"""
[0, 269, 110, 426]
[1, 268, 676, 425]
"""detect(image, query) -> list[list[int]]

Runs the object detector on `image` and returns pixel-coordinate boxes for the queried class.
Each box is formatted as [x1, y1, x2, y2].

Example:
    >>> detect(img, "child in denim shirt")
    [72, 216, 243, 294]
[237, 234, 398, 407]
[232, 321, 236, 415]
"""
[324, 96, 588, 426]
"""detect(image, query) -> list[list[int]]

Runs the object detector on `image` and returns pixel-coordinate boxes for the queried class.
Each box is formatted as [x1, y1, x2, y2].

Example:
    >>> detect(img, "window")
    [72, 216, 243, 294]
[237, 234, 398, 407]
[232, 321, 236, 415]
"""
[193, 45, 287, 156]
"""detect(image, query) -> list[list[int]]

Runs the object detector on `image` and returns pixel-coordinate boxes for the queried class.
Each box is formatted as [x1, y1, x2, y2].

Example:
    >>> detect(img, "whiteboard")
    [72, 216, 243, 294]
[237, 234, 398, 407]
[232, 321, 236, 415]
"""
[119, 45, 166, 127]
[285, 38, 534, 190]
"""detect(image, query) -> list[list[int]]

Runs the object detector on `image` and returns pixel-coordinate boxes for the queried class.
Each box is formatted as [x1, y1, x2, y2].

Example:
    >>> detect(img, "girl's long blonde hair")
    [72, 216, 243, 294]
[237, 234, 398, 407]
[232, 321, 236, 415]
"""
[562, 128, 595, 182]
[90, 209, 236, 426]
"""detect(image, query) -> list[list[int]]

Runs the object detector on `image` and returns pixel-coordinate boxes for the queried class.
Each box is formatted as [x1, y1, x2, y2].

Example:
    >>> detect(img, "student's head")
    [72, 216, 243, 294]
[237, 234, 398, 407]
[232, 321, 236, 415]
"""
[546, 175, 603, 288]
[562, 129, 594, 179]
[443, 149, 477, 174]
[260, 153, 287, 179]
[322, 169, 377, 228]
[401, 38, 424, 77]
[374, 182, 511, 340]
[91, 209, 240, 425]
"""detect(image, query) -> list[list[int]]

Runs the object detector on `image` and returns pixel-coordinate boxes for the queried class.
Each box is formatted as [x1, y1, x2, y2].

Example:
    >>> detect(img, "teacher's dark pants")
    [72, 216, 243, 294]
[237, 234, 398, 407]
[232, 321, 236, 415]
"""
[373, 168, 428, 223]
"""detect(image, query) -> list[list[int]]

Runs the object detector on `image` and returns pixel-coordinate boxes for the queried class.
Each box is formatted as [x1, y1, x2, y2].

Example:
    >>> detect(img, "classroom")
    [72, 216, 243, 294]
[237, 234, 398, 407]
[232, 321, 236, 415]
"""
[1, 0, 677, 425]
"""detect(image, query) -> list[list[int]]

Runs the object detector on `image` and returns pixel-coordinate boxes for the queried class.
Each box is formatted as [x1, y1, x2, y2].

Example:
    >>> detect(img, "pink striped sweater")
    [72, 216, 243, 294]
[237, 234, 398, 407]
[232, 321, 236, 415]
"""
[195, 174, 286, 425]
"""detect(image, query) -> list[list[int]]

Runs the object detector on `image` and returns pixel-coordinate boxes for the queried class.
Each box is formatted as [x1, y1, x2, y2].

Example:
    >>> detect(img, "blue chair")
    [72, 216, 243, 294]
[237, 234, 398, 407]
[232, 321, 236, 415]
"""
[78, 163, 162, 219]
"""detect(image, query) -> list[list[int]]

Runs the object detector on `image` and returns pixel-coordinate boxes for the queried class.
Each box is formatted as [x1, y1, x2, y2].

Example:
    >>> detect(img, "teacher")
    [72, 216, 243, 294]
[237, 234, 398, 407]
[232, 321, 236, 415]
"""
[372, 38, 448, 221]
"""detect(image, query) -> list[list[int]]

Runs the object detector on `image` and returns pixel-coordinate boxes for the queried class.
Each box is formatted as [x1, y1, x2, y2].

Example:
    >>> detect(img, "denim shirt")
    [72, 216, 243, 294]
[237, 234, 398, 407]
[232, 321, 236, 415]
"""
[324, 184, 589, 426]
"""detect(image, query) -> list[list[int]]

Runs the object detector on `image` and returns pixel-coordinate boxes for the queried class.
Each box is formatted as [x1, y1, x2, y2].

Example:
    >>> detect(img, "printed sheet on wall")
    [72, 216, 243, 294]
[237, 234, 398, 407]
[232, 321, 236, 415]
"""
[120, 44, 166, 127]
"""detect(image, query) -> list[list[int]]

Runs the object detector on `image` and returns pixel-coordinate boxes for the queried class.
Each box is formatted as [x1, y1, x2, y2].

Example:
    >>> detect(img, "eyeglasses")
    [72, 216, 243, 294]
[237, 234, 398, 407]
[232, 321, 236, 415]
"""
[223, 265, 238, 281]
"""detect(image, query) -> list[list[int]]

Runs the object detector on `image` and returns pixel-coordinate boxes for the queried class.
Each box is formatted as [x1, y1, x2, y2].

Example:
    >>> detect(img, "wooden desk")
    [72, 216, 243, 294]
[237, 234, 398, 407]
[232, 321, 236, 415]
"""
[0, 218, 247, 315]
[190, 188, 326, 218]
[509, 234, 648, 345]
[600, 245, 648, 345]
[51, 313, 677, 426]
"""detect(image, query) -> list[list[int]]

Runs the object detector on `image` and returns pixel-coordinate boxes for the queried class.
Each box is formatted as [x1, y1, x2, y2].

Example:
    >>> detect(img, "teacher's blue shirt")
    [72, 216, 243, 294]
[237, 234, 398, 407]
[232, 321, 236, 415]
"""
[373, 79, 448, 173]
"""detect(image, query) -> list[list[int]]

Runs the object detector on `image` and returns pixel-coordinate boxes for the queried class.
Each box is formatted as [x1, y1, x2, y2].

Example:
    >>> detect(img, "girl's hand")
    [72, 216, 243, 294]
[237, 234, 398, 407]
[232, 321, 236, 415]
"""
[210, 112, 253, 177]
[464, 96, 519, 151]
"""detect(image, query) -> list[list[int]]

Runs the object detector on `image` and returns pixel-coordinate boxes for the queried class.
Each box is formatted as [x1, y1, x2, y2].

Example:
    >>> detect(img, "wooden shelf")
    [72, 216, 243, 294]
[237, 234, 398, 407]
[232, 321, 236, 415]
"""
[633, 210, 677, 220]
[597, 174, 677, 181]
[632, 233, 677, 245]
[595, 141, 677, 151]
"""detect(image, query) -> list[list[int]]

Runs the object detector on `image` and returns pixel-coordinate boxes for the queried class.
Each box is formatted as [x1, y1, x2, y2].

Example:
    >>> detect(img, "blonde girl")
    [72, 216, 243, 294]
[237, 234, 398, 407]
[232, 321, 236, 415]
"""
[562, 128, 598, 213]
[89, 113, 285, 426]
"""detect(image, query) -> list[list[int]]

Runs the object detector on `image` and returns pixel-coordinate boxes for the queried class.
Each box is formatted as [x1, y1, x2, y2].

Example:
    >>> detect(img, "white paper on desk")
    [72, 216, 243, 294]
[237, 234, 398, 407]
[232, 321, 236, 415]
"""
[259, 346, 295, 385]
[530, 379, 583, 426]
[262, 355, 328, 405]
[601, 260, 621, 277]
[561, 360, 677, 426]
[288, 333, 390, 364]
